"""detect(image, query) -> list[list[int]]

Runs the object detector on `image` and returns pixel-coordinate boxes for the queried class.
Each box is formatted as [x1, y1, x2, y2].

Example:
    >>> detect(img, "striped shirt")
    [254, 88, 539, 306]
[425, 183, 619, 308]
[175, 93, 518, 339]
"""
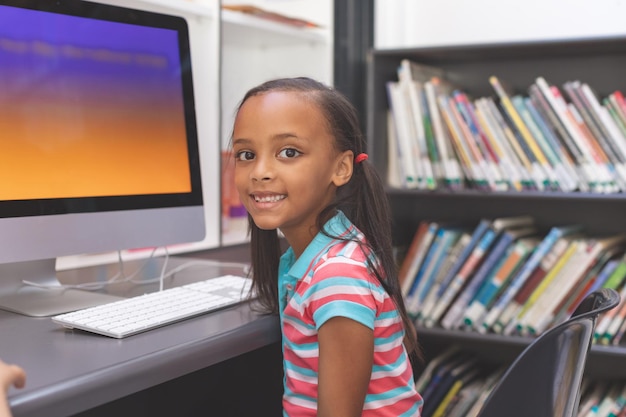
[278, 211, 423, 417]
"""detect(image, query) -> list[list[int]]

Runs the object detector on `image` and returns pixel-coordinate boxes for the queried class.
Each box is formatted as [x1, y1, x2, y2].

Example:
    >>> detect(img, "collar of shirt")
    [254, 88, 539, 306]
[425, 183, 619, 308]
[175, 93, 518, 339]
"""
[277, 210, 354, 313]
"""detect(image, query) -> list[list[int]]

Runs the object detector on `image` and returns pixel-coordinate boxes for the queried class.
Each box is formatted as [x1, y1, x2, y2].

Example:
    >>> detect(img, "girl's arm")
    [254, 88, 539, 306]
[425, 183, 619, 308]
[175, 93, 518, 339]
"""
[317, 316, 374, 417]
[0, 360, 25, 417]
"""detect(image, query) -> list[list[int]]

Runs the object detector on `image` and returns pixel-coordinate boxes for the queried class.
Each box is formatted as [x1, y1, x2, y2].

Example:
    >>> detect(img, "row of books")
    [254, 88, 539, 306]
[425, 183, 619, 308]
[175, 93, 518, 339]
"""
[386, 58, 626, 193]
[399, 215, 626, 345]
[416, 346, 626, 417]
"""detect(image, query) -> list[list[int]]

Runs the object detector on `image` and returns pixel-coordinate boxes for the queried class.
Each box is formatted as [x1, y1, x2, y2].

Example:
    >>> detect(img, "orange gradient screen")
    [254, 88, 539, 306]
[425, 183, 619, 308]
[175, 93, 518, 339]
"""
[0, 12, 192, 201]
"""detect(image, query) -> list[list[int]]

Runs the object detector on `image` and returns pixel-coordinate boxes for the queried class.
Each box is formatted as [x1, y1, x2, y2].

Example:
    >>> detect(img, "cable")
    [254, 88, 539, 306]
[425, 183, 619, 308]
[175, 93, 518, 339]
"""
[22, 248, 251, 291]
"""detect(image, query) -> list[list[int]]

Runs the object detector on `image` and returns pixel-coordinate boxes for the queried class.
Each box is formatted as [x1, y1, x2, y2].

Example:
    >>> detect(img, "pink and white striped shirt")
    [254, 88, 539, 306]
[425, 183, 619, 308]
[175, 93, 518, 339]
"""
[277, 211, 423, 416]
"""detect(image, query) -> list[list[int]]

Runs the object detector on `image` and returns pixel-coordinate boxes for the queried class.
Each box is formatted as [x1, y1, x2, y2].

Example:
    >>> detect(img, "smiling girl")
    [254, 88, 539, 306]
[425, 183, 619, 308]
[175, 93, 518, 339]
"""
[231, 77, 423, 417]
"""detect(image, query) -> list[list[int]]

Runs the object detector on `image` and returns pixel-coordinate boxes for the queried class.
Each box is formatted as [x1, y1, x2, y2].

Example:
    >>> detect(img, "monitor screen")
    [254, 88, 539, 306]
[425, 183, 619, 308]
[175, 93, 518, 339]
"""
[0, 0, 206, 316]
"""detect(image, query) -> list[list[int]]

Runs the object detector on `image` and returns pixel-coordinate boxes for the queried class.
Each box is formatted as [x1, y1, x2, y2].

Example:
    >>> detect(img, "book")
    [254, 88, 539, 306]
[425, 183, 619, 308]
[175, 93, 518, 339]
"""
[424, 76, 463, 188]
[563, 81, 626, 190]
[440, 225, 537, 330]
[595, 277, 626, 343]
[463, 236, 539, 330]
[406, 226, 463, 317]
[510, 94, 563, 190]
[481, 224, 583, 333]
[386, 111, 404, 188]
[498, 232, 582, 334]
[427, 215, 534, 327]
[402, 221, 439, 301]
[453, 90, 508, 191]
[416, 230, 471, 325]
[386, 80, 422, 188]
[526, 233, 626, 335]
[414, 345, 461, 393]
[551, 246, 624, 327]
[421, 219, 492, 327]
[490, 76, 553, 190]
[536, 77, 614, 192]
[397, 60, 441, 189]
[398, 221, 431, 295]
[523, 97, 581, 191]
[509, 235, 585, 335]
[431, 361, 481, 417]
[473, 97, 527, 191]
[599, 286, 626, 345]
[528, 83, 593, 192]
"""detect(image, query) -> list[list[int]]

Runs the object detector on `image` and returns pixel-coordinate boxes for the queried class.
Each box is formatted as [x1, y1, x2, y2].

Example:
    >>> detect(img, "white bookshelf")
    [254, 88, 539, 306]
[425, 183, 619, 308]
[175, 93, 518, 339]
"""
[220, 0, 333, 245]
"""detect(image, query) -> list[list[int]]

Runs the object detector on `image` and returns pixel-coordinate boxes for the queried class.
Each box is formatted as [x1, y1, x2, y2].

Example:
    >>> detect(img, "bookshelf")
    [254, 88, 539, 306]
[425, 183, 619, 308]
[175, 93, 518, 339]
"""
[366, 37, 626, 380]
[220, 1, 333, 245]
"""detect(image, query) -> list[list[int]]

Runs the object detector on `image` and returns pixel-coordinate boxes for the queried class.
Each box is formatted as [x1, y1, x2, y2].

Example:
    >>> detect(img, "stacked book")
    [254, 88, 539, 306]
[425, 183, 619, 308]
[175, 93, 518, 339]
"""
[399, 216, 626, 344]
[386, 59, 626, 193]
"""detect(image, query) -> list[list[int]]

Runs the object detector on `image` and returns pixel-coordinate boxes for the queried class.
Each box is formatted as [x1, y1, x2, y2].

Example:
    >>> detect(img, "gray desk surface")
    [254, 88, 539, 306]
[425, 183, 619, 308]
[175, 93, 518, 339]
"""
[0, 252, 281, 417]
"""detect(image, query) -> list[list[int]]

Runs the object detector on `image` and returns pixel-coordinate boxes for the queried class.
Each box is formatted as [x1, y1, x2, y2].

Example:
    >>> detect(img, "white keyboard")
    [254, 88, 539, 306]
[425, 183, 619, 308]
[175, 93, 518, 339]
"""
[52, 275, 253, 339]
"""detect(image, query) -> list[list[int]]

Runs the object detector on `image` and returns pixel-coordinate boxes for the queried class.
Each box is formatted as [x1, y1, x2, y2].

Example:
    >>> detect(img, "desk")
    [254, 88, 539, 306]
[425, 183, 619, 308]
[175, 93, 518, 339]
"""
[1, 245, 283, 417]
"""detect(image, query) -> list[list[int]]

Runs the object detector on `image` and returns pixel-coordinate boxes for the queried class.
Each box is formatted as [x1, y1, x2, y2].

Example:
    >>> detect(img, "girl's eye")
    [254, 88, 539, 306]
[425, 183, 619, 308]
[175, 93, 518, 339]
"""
[235, 150, 255, 161]
[278, 148, 301, 159]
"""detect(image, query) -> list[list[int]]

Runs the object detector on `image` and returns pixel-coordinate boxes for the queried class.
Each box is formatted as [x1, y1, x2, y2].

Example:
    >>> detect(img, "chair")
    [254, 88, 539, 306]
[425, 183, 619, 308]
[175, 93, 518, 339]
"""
[476, 288, 621, 417]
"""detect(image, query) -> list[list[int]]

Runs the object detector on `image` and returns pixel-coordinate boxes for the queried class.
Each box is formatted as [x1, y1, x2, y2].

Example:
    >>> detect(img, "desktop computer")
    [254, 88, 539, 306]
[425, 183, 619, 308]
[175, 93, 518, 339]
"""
[0, 0, 212, 316]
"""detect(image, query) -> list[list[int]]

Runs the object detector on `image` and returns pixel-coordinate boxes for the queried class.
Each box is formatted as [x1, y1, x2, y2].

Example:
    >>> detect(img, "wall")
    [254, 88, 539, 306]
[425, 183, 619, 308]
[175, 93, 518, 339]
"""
[375, 0, 626, 49]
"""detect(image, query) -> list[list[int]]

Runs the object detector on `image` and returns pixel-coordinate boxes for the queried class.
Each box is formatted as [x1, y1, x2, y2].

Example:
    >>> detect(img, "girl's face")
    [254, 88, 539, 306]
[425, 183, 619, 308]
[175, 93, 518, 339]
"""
[232, 91, 353, 255]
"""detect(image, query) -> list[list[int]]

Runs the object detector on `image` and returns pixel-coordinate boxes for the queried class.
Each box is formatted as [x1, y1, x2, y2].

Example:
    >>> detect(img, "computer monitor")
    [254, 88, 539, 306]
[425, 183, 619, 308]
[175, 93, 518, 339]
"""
[0, 0, 207, 316]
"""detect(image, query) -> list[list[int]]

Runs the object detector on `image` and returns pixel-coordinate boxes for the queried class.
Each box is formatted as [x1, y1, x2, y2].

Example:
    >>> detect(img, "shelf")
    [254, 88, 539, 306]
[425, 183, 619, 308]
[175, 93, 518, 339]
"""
[417, 326, 626, 380]
[368, 36, 626, 386]
[130, 0, 216, 17]
[386, 188, 626, 246]
[221, 9, 328, 48]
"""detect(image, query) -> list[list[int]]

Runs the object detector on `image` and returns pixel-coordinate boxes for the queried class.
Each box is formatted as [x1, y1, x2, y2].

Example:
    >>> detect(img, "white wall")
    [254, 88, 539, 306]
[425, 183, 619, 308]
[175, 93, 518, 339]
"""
[376, 0, 626, 49]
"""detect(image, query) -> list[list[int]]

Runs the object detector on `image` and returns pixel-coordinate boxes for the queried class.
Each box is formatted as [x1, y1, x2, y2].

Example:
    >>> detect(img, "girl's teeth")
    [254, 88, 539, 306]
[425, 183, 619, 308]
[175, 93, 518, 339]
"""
[255, 195, 285, 203]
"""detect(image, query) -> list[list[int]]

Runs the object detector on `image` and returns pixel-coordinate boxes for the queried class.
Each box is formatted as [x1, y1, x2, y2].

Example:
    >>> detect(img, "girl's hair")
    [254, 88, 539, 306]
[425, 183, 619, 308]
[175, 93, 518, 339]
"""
[235, 77, 420, 359]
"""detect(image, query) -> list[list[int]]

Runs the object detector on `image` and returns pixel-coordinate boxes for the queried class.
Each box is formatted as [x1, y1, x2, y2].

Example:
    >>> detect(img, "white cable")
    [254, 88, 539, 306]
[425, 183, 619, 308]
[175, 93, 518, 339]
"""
[22, 248, 251, 291]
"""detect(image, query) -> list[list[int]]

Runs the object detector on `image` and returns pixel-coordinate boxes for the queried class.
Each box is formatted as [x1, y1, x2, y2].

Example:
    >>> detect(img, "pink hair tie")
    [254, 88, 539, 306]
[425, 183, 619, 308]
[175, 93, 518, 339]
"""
[355, 153, 368, 163]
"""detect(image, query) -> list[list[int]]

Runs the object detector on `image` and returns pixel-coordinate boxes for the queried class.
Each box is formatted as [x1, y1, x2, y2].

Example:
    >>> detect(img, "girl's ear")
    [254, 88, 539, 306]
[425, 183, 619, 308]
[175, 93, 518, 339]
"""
[332, 150, 354, 187]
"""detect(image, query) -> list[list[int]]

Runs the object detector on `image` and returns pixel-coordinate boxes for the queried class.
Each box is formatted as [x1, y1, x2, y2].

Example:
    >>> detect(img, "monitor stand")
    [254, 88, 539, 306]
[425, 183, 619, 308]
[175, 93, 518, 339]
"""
[0, 259, 123, 317]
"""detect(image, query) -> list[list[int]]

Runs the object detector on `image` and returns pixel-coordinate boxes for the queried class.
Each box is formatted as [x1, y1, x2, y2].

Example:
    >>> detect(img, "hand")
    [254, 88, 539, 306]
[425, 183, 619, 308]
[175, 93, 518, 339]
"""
[0, 360, 25, 393]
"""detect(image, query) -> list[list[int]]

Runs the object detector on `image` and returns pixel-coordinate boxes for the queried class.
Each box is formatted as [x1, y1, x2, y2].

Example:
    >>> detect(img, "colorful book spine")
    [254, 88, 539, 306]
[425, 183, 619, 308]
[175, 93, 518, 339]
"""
[481, 224, 581, 333]
[464, 237, 536, 330]
[440, 227, 534, 330]
[427, 226, 499, 326]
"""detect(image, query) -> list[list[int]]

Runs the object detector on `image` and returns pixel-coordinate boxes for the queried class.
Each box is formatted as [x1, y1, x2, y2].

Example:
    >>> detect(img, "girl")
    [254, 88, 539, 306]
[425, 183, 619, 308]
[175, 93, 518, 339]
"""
[232, 77, 423, 417]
